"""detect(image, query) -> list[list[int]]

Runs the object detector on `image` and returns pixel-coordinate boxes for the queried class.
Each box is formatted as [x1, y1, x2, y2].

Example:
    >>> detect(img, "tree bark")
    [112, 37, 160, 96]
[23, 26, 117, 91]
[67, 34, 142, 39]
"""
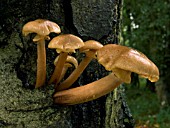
[0, 0, 134, 127]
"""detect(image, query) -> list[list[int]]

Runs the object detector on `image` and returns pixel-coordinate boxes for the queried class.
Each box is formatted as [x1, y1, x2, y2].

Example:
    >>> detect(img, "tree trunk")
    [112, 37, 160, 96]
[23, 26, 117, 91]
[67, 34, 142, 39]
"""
[156, 41, 170, 107]
[0, 0, 134, 127]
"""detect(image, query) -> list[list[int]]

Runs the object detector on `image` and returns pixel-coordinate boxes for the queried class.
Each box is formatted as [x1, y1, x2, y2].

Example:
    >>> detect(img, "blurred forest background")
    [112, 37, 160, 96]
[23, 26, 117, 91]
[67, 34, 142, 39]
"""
[122, 0, 170, 128]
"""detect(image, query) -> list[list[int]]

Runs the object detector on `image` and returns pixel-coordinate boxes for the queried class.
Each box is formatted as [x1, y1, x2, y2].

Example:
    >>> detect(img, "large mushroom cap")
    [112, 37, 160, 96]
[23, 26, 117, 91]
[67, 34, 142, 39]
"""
[22, 19, 61, 36]
[97, 44, 159, 83]
[48, 34, 84, 53]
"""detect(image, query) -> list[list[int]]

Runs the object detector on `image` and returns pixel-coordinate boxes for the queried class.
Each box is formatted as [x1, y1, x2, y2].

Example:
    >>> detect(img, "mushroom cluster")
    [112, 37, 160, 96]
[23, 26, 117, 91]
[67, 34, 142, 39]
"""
[22, 19, 159, 105]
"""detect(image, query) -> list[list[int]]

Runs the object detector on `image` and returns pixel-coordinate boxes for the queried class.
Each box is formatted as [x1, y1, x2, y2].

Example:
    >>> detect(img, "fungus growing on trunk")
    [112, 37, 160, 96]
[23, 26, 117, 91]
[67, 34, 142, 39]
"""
[53, 44, 159, 105]
[22, 19, 61, 88]
[55, 40, 103, 91]
[97, 44, 159, 83]
[52, 55, 78, 84]
[48, 34, 84, 85]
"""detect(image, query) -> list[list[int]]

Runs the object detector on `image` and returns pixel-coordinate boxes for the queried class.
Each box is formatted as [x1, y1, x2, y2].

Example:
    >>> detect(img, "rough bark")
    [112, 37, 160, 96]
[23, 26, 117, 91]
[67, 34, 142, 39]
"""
[0, 0, 134, 127]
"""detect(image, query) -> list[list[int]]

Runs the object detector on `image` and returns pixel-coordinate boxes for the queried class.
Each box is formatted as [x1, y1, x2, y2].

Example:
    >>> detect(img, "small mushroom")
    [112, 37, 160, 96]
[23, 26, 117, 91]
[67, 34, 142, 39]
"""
[22, 19, 61, 88]
[55, 40, 103, 91]
[48, 34, 84, 85]
[51, 55, 78, 84]
[53, 44, 159, 105]
[97, 44, 159, 83]
[58, 63, 73, 83]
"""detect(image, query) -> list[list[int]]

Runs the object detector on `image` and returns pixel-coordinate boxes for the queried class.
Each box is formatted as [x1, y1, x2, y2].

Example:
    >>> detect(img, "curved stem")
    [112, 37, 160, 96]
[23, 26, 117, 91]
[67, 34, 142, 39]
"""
[55, 51, 95, 91]
[48, 52, 68, 85]
[53, 73, 122, 105]
[35, 39, 46, 88]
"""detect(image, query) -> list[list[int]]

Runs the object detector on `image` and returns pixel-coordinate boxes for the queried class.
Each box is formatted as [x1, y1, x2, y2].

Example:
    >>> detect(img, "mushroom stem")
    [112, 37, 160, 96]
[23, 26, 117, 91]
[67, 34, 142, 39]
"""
[48, 52, 68, 85]
[57, 65, 70, 83]
[53, 73, 122, 105]
[35, 39, 46, 88]
[55, 51, 95, 91]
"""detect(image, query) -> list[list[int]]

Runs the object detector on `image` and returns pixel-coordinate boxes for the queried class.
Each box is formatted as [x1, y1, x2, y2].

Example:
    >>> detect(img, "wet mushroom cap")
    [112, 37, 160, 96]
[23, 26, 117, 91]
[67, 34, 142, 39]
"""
[22, 19, 61, 36]
[48, 34, 84, 53]
[97, 44, 159, 83]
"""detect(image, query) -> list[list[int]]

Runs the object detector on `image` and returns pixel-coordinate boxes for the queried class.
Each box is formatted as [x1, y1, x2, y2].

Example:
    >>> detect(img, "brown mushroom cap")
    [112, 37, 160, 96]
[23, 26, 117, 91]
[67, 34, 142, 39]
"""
[54, 55, 78, 68]
[22, 19, 61, 37]
[48, 34, 83, 85]
[48, 34, 84, 53]
[79, 40, 103, 52]
[33, 35, 51, 42]
[97, 44, 159, 83]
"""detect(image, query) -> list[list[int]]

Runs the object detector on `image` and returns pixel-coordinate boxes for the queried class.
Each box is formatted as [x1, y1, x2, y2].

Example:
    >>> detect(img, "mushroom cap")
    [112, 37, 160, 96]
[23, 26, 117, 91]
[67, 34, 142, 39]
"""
[79, 40, 103, 52]
[54, 55, 78, 68]
[33, 35, 50, 42]
[48, 34, 84, 53]
[97, 44, 159, 83]
[22, 19, 61, 36]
